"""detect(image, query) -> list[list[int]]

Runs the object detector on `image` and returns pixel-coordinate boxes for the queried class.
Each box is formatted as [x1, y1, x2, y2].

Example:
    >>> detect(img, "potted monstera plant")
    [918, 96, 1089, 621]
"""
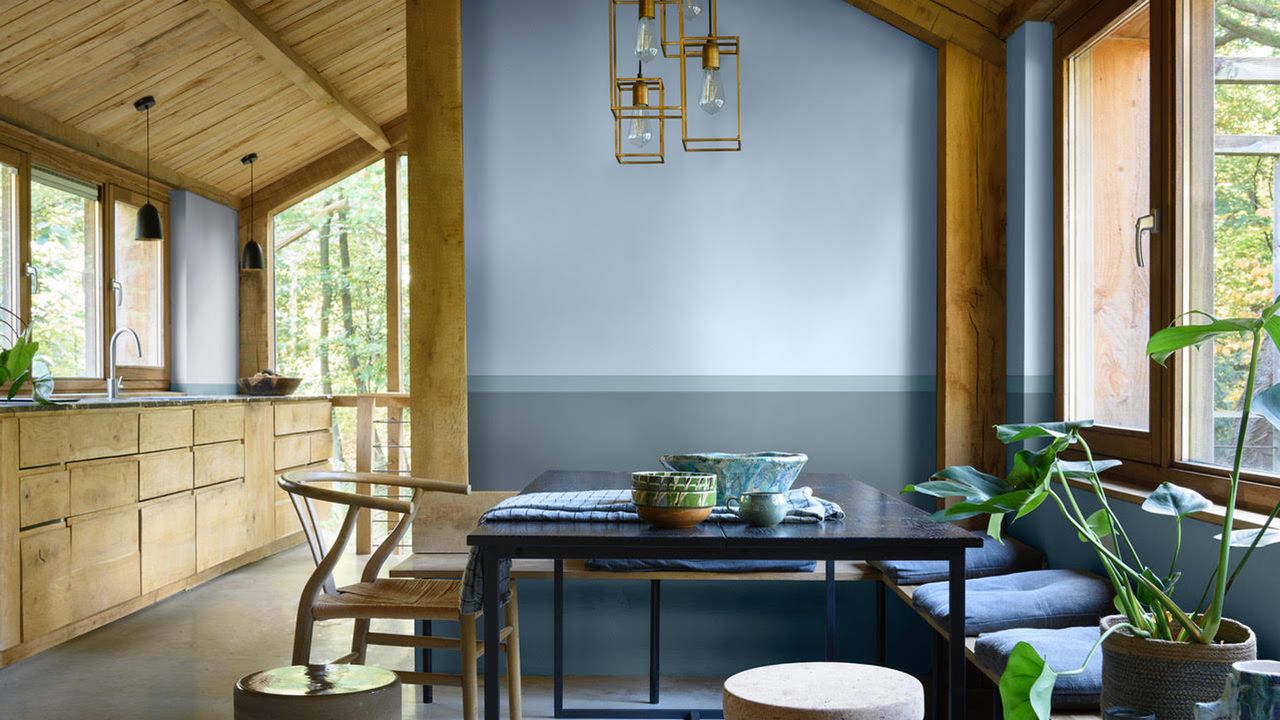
[0, 307, 56, 404]
[906, 299, 1280, 720]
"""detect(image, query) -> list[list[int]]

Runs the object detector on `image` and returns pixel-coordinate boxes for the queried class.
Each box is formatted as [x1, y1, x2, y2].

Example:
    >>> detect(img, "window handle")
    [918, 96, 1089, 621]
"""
[1135, 211, 1159, 268]
[24, 263, 38, 294]
[111, 280, 123, 307]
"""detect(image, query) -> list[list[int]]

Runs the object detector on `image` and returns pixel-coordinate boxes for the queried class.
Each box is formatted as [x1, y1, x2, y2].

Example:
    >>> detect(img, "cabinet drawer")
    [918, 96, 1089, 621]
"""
[309, 430, 332, 464]
[193, 442, 243, 488]
[139, 449, 194, 499]
[69, 506, 140, 620]
[69, 458, 138, 516]
[193, 405, 244, 445]
[21, 525, 72, 639]
[139, 408, 193, 453]
[274, 401, 330, 436]
[19, 470, 69, 528]
[196, 480, 247, 572]
[274, 434, 310, 471]
[20, 412, 141, 468]
[141, 493, 195, 594]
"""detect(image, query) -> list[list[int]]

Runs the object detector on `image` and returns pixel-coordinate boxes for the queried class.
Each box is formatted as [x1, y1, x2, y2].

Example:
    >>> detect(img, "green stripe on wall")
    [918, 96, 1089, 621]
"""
[467, 375, 938, 393]
[1006, 375, 1053, 395]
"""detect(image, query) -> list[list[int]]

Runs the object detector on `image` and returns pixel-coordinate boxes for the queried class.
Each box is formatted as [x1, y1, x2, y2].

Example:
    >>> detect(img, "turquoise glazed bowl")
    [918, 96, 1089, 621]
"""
[631, 488, 716, 509]
[630, 471, 717, 493]
[660, 452, 808, 505]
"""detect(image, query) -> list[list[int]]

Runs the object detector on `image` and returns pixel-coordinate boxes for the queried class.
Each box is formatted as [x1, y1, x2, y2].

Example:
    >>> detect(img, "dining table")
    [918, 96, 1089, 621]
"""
[467, 469, 983, 720]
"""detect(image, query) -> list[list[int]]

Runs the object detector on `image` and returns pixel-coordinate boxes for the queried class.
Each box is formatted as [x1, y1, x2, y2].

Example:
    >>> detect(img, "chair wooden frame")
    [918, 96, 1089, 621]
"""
[279, 470, 522, 720]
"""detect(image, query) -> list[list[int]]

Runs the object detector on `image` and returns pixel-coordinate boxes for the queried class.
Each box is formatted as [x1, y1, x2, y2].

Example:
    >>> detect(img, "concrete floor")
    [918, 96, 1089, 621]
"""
[0, 545, 724, 719]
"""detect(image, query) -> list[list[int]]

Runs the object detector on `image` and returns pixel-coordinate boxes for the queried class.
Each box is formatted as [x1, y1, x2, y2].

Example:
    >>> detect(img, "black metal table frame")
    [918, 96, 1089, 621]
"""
[473, 543, 968, 720]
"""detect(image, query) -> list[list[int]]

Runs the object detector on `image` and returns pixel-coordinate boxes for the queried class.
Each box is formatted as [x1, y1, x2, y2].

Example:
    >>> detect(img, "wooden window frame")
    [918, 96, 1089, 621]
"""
[1054, 0, 1280, 514]
[0, 119, 172, 393]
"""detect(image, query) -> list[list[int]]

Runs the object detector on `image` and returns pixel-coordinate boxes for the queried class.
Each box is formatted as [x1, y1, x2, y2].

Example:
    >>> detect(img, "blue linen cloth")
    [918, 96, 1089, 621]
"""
[871, 533, 1044, 585]
[974, 626, 1102, 710]
[911, 568, 1114, 634]
[584, 558, 817, 572]
[459, 487, 843, 613]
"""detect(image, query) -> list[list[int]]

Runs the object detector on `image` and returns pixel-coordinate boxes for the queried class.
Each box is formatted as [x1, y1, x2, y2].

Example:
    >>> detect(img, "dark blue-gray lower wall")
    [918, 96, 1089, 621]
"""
[463, 380, 939, 676]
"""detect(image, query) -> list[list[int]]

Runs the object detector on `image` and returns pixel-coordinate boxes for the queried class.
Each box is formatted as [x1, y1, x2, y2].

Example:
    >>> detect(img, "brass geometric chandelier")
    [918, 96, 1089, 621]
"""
[609, 0, 741, 164]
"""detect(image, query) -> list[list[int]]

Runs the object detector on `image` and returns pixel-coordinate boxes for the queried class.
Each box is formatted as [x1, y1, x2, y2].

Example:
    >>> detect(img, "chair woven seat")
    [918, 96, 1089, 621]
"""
[314, 578, 467, 620]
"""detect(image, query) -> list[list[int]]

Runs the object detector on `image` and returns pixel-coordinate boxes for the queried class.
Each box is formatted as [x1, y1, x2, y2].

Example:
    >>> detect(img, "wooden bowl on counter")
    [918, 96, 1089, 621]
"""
[238, 375, 303, 396]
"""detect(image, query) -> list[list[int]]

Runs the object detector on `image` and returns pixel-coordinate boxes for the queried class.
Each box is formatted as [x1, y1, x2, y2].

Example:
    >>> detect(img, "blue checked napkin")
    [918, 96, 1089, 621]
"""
[459, 487, 843, 613]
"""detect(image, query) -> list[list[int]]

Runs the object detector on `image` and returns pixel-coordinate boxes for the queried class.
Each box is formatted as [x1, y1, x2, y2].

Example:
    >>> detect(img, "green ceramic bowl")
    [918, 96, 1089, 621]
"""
[631, 488, 716, 509]
[631, 471, 717, 493]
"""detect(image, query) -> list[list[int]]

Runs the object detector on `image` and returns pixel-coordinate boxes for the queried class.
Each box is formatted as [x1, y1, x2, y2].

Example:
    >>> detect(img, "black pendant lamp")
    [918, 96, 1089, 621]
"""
[239, 153, 264, 270]
[133, 96, 163, 241]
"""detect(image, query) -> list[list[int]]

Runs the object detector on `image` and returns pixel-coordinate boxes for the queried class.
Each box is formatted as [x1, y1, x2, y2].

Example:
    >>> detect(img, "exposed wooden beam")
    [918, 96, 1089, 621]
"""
[0, 94, 239, 209]
[1216, 56, 1280, 83]
[937, 42, 1006, 477]
[407, 0, 469, 491]
[198, 0, 391, 152]
[844, 0, 1004, 65]
[997, 0, 1098, 38]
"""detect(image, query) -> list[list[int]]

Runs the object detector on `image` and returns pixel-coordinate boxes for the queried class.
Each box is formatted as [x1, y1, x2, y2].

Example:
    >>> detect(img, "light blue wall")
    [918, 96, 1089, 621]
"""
[1002, 24, 1280, 661]
[169, 190, 239, 394]
[460, 0, 941, 676]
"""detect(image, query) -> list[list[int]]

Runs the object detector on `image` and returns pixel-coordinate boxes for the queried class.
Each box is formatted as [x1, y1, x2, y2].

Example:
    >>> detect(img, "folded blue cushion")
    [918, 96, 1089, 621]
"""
[912, 569, 1114, 634]
[872, 534, 1044, 585]
[975, 626, 1102, 710]
[584, 559, 817, 573]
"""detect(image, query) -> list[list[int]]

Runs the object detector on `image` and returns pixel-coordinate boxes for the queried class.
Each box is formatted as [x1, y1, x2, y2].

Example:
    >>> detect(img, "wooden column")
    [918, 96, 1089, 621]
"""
[238, 215, 272, 378]
[407, 0, 468, 487]
[937, 42, 1007, 475]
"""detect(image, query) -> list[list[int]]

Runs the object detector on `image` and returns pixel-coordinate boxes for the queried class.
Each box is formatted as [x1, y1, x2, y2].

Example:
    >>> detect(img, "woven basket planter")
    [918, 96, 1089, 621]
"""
[1101, 614, 1257, 720]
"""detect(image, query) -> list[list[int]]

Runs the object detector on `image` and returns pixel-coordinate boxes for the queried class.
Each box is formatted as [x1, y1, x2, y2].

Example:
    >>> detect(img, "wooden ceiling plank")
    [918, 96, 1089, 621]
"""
[196, 0, 391, 152]
[0, 93, 239, 208]
[936, 0, 1001, 34]
[998, 0, 1072, 37]
[0, 0, 140, 77]
[844, 0, 1004, 64]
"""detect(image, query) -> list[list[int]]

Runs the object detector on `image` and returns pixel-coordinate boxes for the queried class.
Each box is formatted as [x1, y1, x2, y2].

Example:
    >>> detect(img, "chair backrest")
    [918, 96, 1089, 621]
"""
[413, 490, 516, 553]
[279, 471, 469, 604]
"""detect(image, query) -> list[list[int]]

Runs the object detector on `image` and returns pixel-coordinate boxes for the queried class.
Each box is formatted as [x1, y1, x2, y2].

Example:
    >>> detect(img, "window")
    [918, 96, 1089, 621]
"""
[111, 190, 165, 368]
[30, 167, 102, 379]
[397, 153, 409, 391]
[0, 151, 19, 346]
[273, 161, 388, 395]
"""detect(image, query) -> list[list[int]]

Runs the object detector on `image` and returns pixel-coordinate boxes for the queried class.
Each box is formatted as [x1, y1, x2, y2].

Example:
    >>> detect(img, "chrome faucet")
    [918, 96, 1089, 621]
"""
[108, 328, 142, 400]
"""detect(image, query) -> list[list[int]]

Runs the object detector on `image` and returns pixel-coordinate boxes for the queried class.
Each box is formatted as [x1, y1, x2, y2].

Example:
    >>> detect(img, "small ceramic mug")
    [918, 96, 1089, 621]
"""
[725, 491, 788, 528]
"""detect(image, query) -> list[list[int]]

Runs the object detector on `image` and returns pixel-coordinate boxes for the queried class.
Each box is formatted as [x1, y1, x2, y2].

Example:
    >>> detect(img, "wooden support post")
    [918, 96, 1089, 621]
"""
[937, 42, 1007, 477]
[407, 0, 468, 489]
[355, 395, 375, 554]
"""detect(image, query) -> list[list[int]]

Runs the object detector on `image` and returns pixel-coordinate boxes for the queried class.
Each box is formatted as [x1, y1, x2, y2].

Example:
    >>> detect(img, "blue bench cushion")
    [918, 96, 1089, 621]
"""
[585, 559, 817, 573]
[872, 534, 1044, 585]
[912, 569, 1114, 634]
[975, 626, 1102, 710]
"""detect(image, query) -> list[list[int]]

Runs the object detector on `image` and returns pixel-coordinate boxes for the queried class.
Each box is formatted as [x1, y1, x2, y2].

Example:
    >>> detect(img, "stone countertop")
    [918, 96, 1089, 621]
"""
[0, 393, 331, 414]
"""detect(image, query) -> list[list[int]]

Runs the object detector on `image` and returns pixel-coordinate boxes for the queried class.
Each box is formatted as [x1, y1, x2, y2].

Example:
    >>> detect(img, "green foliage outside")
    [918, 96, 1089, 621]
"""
[30, 180, 97, 378]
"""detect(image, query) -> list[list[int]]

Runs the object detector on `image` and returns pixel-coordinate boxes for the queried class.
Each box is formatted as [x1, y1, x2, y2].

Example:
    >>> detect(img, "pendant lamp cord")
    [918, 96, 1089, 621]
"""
[145, 106, 151, 204]
[249, 161, 254, 242]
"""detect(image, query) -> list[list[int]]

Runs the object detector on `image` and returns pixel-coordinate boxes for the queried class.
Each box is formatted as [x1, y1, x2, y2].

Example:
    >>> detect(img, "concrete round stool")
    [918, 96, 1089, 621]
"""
[234, 664, 401, 720]
[723, 662, 924, 720]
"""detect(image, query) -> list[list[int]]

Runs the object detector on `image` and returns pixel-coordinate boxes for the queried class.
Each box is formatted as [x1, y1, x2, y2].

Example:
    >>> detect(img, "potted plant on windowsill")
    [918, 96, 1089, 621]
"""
[905, 299, 1280, 720]
[0, 307, 57, 404]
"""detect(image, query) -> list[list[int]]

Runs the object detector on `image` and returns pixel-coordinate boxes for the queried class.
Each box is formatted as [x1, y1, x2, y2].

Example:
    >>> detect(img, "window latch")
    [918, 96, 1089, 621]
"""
[1135, 211, 1159, 268]
[24, 263, 38, 294]
[111, 280, 123, 307]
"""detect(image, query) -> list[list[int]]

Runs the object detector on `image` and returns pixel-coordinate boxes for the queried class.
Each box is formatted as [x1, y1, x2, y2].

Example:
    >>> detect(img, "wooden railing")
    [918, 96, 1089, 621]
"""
[331, 393, 411, 553]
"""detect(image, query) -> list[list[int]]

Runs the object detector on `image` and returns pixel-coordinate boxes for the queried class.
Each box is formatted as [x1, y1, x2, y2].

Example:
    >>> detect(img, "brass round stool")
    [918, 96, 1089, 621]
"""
[234, 664, 401, 720]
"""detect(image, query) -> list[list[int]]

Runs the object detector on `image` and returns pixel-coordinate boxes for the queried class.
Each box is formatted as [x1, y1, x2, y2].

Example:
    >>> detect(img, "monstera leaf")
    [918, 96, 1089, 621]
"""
[1216, 527, 1280, 548]
[1148, 317, 1259, 366]
[999, 643, 1058, 720]
[1142, 482, 1212, 519]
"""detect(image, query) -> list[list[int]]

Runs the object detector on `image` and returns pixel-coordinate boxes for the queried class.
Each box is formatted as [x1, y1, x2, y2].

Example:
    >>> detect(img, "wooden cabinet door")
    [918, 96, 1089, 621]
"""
[19, 471, 69, 528]
[138, 449, 194, 500]
[69, 458, 138, 516]
[20, 525, 71, 640]
[193, 442, 244, 488]
[69, 506, 140, 620]
[196, 480, 246, 572]
[139, 408, 193, 453]
[141, 493, 195, 594]
[193, 405, 244, 446]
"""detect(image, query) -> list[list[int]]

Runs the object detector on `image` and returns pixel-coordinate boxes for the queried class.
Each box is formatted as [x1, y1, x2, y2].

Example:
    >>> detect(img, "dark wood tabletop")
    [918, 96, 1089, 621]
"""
[466, 469, 981, 554]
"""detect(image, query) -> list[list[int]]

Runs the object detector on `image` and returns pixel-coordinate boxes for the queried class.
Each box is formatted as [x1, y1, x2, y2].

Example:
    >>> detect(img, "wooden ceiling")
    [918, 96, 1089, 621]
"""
[0, 0, 404, 204]
[0, 0, 1085, 209]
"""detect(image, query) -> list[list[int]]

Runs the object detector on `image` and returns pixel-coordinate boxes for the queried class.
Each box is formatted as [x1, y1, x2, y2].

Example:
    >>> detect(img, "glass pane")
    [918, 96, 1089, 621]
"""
[0, 162, 19, 345]
[273, 161, 387, 396]
[113, 199, 164, 366]
[1064, 5, 1152, 431]
[1183, 0, 1280, 471]
[31, 168, 101, 378]
[398, 153, 409, 392]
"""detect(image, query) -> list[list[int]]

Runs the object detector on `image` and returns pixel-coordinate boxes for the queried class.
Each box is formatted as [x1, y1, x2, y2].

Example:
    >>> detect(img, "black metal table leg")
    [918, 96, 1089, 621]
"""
[875, 581, 887, 665]
[825, 560, 836, 661]
[414, 619, 433, 704]
[554, 559, 565, 717]
[649, 579, 661, 705]
[933, 633, 948, 720]
[949, 551, 967, 720]
[482, 549, 502, 720]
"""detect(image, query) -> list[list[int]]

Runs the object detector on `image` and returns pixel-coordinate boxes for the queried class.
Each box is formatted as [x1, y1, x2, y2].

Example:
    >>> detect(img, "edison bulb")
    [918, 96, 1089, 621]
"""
[634, 16, 659, 63]
[699, 66, 724, 115]
[627, 116, 654, 148]
[683, 0, 705, 19]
